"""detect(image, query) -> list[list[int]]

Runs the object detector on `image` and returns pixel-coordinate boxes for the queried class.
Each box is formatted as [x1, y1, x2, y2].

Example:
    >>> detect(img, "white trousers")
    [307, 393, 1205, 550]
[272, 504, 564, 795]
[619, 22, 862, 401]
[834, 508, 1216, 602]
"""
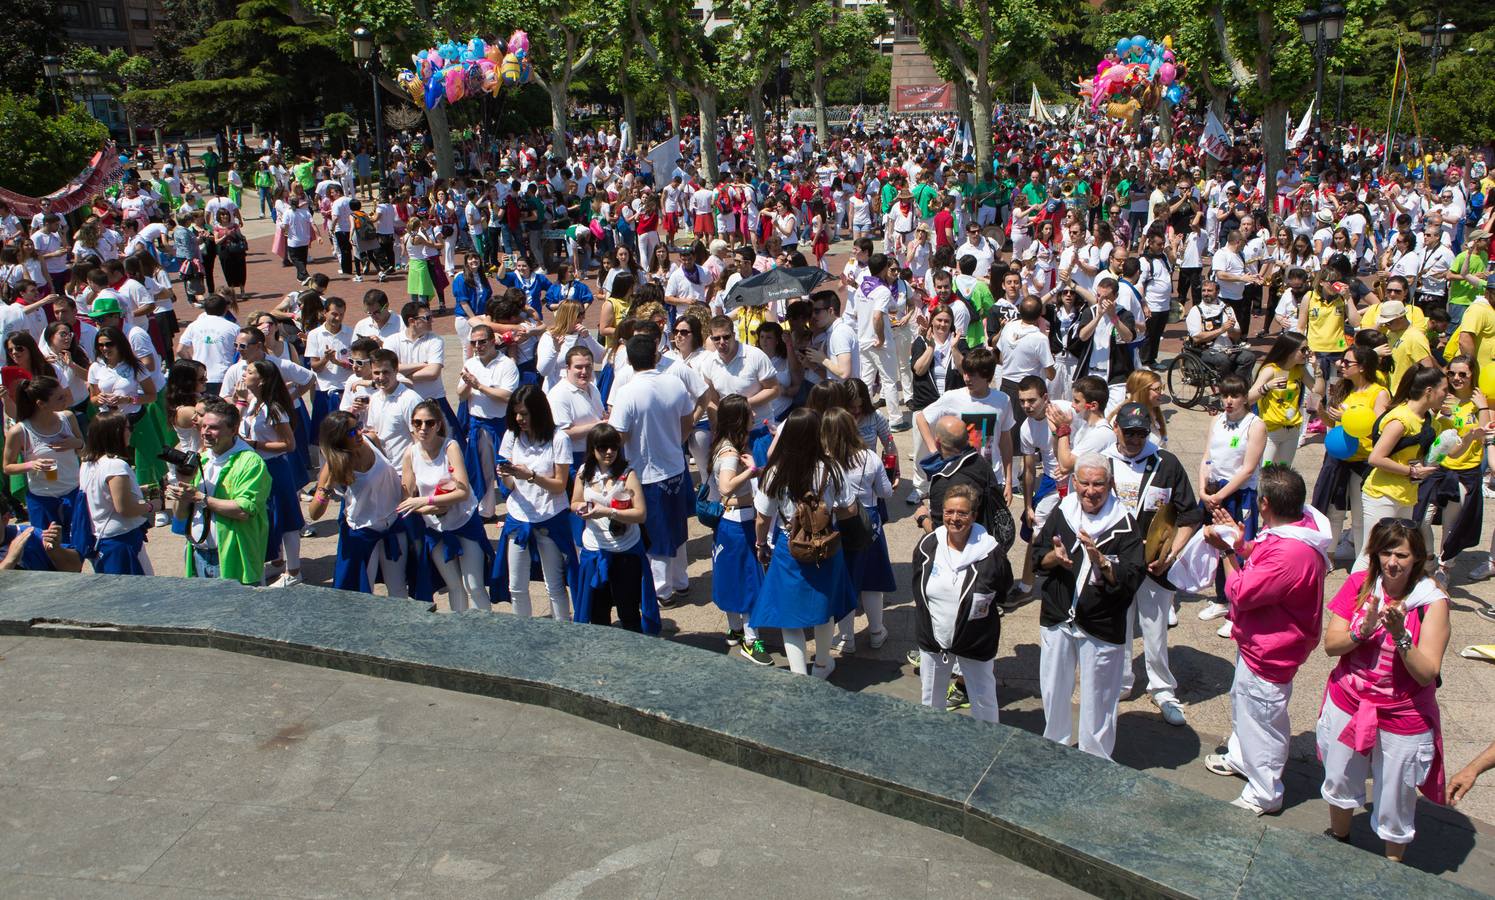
[891, 327, 914, 399]
[861, 342, 905, 422]
[366, 532, 409, 599]
[649, 544, 690, 597]
[1262, 425, 1301, 467]
[1120, 576, 1178, 703]
[1222, 656, 1292, 810]
[920, 651, 998, 723]
[1325, 467, 1365, 557]
[437, 535, 492, 612]
[1039, 624, 1126, 759]
[1317, 699, 1435, 844]
[506, 529, 568, 620]
[725, 611, 760, 643]
[836, 592, 885, 644]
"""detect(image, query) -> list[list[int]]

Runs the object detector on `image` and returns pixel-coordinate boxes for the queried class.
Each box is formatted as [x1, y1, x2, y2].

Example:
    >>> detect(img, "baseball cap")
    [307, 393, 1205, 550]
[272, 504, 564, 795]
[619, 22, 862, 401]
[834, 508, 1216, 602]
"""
[87, 296, 123, 319]
[1115, 402, 1152, 432]
[1376, 299, 1408, 325]
[1485, 275, 1495, 292]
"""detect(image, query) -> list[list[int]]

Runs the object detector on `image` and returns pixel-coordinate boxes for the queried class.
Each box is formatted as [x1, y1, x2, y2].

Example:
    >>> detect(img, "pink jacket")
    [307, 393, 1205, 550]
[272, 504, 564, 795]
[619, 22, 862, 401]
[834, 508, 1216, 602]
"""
[1224, 509, 1331, 683]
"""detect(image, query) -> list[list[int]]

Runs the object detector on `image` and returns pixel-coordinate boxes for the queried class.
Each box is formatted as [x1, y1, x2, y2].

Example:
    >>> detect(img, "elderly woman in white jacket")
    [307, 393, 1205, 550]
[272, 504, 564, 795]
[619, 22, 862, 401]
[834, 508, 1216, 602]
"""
[910, 483, 1014, 723]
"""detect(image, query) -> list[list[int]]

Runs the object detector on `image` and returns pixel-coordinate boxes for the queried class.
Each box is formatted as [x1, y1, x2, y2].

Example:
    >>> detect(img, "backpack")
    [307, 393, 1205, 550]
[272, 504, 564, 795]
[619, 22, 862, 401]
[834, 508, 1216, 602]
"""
[353, 211, 377, 242]
[788, 490, 840, 564]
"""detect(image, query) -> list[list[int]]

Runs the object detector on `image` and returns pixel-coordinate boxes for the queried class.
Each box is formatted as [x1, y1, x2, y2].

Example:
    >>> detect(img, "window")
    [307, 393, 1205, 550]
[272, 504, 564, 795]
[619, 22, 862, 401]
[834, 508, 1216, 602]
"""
[687, 7, 704, 19]
[60, 2, 83, 25]
[129, 7, 149, 26]
[96, 5, 119, 27]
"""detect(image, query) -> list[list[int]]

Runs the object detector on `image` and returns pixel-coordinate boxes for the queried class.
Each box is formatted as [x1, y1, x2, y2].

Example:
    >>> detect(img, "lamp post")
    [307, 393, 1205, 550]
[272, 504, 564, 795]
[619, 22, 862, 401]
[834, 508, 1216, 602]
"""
[351, 26, 385, 197]
[1296, 4, 1345, 138]
[1419, 19, 1457, 77]
[42, 55, 61, 114]
[777, 53, 789, 144]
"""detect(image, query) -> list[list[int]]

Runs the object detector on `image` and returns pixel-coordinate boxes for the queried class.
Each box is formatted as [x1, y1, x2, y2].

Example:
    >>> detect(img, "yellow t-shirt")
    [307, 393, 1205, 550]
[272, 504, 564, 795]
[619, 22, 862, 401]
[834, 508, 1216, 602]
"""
[732, 304, 773, 346]
[1302, 291, 1348, 353]
[603, 295, 630, 347]
[1362, 301, 1427, 335]
[1362, 404, 1428, 506]
[1258, 363, 1307, 430]
[1439, 396, 1483, 471]
[1446, 299, 1495, 369]
[1386, 325, 1433, 397]
[1340, 382, 1388, 462]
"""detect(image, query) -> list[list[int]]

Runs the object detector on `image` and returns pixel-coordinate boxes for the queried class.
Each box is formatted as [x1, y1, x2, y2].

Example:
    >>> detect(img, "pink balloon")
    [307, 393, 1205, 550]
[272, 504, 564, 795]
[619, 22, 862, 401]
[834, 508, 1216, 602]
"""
[1158, 62, 1176, 85]
[1096, 60, 1109, 75]
[1163, 50, 1175, 62]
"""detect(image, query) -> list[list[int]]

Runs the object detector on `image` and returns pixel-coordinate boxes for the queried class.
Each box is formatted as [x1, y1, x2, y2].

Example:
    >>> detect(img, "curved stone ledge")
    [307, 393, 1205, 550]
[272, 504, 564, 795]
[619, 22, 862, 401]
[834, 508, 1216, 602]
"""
[0, 570, 1478, 899]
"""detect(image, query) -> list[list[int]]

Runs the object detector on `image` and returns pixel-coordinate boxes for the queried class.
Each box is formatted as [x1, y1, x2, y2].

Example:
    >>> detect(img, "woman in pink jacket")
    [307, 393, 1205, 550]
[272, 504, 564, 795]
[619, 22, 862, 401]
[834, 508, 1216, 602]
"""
[1317, 518, 1450, 860]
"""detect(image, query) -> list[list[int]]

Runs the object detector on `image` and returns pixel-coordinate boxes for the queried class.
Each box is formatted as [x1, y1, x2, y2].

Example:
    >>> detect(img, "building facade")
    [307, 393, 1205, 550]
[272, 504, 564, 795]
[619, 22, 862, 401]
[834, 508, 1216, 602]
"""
[59, 0, 164, 54]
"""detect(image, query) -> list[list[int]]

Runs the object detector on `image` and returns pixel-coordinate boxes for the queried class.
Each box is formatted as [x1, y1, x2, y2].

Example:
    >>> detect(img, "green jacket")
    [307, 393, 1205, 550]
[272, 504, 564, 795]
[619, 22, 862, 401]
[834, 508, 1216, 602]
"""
[911, 182, 938, 219]
[185, 446, 270, 586]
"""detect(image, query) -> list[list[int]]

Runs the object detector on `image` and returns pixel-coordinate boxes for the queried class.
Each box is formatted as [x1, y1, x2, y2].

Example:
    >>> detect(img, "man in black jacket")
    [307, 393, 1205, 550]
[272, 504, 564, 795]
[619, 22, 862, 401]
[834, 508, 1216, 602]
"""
[1034, 453, 1146, 760]
[915, 414, 1015, 552]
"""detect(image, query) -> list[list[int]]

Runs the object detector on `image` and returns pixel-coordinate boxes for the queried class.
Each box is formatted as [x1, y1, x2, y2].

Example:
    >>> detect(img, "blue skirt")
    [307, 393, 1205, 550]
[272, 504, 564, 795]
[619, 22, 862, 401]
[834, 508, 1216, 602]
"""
[711, 517, 763, 614]
[748, 424, 773, 468]
[2, 523, 54, 571]
[26, 488, 87, 554]
[291, 403, 313, 488]
[262, 454, 307, 561]
[596, 361, 617, 406]
[641, 472, 691, 558]
[844, 505, 897, 594]
[310, 388, 343, 444]
[750, 531, 856, 629]
[489, 509, 578, 607]
[573, 541, 661, 634]
[332, 514, 407, 594]
[460, 412, 506, 507]
[413, 509, 496, 603]
[93, 522, 148, 576]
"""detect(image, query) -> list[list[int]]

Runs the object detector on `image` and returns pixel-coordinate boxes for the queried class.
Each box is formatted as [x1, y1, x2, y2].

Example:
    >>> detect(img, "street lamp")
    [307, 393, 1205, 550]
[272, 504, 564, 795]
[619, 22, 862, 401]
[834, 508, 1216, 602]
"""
[351, 26, 385, 197]
[777, 53, 790, 144]
[1419, 19, 1457, 76]
[41, 55, 61, 114]
[1297, 4, 1345, 137]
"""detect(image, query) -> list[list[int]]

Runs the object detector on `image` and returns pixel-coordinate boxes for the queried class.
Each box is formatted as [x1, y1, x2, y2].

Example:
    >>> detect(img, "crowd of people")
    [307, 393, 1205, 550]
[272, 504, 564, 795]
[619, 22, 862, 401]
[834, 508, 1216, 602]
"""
[4, 104, 1495, 861]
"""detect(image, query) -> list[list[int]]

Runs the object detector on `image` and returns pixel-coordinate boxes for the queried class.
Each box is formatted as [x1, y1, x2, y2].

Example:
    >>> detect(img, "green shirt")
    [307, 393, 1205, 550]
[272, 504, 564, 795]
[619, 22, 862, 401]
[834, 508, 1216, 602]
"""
[1021, 182, 1046, 207]
[911, 182, 938, 219]
[201, 149, 218, 168]
[293, 161, 315, 190]
[973, 179, 1001, 208]
[961, 280, 996, 347]
[185, 447, 270, 586]
[1449, 251, 1489, 307]
[880, 181, 897, 215]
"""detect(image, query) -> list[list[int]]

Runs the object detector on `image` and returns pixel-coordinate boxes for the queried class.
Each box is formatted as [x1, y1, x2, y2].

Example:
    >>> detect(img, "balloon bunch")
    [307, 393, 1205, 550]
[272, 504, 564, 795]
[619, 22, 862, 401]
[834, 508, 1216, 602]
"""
[1076, 34, 1187, 129]
[395, 31, 534, 111]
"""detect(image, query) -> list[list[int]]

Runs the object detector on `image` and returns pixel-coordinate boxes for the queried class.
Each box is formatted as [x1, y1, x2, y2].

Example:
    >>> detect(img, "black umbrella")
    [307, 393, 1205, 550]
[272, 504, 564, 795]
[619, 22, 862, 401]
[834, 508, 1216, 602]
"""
[719, 266, 834, 314]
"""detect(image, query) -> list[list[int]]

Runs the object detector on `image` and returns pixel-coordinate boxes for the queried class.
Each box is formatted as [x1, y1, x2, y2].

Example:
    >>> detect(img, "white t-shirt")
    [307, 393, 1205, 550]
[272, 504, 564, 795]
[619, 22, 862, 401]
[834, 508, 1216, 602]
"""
[1186, 302, 1239, 351]
[853, 281, 894, 349]
[954, 238, 996, 279]
[695, 344, 778, 418]
[1212, 247, 1246, 301]
[366, 384, 422, 467]
[386, 332, 446, 401]
[79, 456, 146, 539]
[304, 324, 355, 390]
[87, 359, 148, 416]
[809, 319, 861, 384]
[342, 445, 402, 532]
[664, 265, 710, 304]
[498, 430, 573, 522]
[353, 314, 405, 345]
[994, 322, 1053, 382]
[918, 387, 1015, 479]
[462, 353, 520, 420]
[609, 369, 695, 483]
[547, 379, 606, 436]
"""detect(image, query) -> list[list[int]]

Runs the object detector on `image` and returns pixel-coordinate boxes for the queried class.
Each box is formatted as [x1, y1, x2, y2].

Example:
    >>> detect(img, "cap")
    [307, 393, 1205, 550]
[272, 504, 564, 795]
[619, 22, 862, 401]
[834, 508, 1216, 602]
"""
[708, 239, 729, 254]
[1376, 299, 1408, 325]
[1115, 402, 1152, 432]
[87, 295, 123, 319]
[1485, 275, 1495, 292]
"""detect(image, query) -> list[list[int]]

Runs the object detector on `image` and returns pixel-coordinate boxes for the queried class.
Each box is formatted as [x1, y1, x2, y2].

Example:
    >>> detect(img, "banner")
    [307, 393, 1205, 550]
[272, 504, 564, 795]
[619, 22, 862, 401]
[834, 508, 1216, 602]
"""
[644, 138, 683, 184]
[0, 142, 123, 218]
[1290, 98, 1315, 147]
[1201, 109, 1232, 160]
[894, 84, 953, 113]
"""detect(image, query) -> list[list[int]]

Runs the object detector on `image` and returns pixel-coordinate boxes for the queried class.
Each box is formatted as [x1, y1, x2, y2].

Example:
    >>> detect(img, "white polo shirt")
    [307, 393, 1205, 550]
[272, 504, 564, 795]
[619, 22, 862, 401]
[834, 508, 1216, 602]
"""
[694, 343, 778, 418]
[386, 332, 446, 401]
[462, 352, 520, 420]
[177, 314, 240, 382]
[608, 368, 694, 483]
[304, 324, 355, 390]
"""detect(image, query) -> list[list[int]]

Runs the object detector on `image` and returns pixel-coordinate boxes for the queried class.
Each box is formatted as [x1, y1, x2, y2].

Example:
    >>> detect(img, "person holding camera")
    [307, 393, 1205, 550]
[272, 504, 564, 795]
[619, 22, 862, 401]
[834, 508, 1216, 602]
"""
[166, 398, 270, 585]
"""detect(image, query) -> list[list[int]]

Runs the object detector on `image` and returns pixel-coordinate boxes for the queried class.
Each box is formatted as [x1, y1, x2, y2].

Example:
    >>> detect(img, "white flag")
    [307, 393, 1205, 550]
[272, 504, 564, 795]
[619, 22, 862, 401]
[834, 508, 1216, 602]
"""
[1290, 98, 1315, 147]
[1201, 109, 1232, 160]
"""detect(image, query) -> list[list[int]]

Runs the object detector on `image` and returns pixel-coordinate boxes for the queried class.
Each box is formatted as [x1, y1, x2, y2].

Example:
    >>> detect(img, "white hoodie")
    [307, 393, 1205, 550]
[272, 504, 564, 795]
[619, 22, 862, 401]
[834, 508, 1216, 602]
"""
[927, 524, 999, 650]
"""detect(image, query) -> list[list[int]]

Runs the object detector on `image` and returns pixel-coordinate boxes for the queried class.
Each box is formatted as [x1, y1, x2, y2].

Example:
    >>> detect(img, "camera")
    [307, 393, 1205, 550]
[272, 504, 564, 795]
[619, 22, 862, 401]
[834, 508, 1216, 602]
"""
[158, 447, 201, 471]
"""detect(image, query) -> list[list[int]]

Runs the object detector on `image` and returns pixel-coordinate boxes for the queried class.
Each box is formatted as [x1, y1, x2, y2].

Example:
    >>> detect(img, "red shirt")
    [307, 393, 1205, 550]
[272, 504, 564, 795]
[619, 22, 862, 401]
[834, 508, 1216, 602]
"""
[933, 209, 954, 249]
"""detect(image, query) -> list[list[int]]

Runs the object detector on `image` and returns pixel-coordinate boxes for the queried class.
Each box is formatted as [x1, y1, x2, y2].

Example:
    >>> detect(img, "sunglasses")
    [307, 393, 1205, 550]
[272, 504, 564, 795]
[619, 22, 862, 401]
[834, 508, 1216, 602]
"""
[708, 334, 731, 342]
[1449, 371, 1470, 378]
[97, 341, 116, 349]
[234, 343, 258, 351]
[411, 419, 441, 429]
[350, 358, 371, 366]
[674, 328, 693, 336]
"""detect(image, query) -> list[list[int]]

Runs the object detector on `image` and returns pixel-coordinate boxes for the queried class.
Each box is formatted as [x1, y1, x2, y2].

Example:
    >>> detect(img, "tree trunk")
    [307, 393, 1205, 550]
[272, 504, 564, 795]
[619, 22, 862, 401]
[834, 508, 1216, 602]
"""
[747, 87, 770, 174]
[547, 80, 569, 161]
[969, 82, 993, 178]
[953, 77, 973, 138]
[1156, 98, 1174, 146]
[621, 89, 637, 152]
[422, 104, 456, 181]
[694, 88, 720, 184]
[666, 90, 681, 137]
[811, 61, 828, 147]
[1261, 98, 1288, 208]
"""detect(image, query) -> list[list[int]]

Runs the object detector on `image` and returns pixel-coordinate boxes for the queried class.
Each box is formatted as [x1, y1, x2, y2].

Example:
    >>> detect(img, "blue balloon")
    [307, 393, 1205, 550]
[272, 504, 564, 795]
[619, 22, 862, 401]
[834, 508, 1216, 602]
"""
[1116, 38, 1131, 53]
[1324, 426, 1358, 460]
[1165, 84, 1184, 104]
[424, 72, 445, 110]
[1132, 34, 1146, 46]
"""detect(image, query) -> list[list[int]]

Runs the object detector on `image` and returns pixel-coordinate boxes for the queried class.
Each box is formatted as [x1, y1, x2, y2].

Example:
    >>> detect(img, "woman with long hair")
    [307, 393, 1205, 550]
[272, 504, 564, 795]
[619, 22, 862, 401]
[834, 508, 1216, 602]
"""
[1318, 520, 1449, 860]
[598, 270, 635, 349]
[750, 408, 857, 677]
[1248, 331, 1311, 465]
[570, 423, 656, 633]
[709, 395, 771, 663]
[404, 214, 443, 309]
[402, 399, 492, 611]
[1111, 369, 1168, 448]
[493, 384, 574, 620]
[536, 299, 603, 391]
[235, 359, 305, 587]
[87, 324, 170, 491]
[1311, 345, 1390, 561]
[645, 238, 672, 286]
[77, 410, 155, 575]
[163, 359, 207, 485]
[310, 410, 407, 597]
[821, 407, 894, 654]
[1413, 355, 1490, 587]
[3, 374, 86, 552]
[213, 208, 248, 305]
[754, 320, 800, 422]
[43, 321, 91, 428]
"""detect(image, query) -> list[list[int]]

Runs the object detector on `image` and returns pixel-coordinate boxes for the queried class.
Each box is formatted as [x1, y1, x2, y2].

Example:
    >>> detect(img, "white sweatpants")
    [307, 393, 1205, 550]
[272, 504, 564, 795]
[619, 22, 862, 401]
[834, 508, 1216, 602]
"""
[725, 611, 760, 643]
[1317, 699, 1435, 844]
[892, 327, 914, 400]
[1325, 468, 1365, 557]
[920, 650, 998, 723]
[506, 529, 568, 620]
[649, 544, 690, 597]
[366, 532, 409, 599]
[861, 342, 905, 423]
[1222, 656, 1292, 811]
[436, 535, 491, 612]
[835, 592, 885, 645]
[1263, 425, 1301, 467]
[1039, 624, 1126, 759]
[1120, 576, 1178, 704]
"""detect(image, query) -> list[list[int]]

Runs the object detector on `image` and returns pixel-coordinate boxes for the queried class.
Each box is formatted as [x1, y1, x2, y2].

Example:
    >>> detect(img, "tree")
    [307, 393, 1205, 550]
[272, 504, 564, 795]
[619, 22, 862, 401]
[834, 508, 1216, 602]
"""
[0, 90, 110, 196]
[897, 0, 1052, 176]
[630, 0, 735, 182]
[488, 0, 605, 162]
[324, 111, 356, 150]
[785, 3, 885, 146]
[0, 0, 65, 97]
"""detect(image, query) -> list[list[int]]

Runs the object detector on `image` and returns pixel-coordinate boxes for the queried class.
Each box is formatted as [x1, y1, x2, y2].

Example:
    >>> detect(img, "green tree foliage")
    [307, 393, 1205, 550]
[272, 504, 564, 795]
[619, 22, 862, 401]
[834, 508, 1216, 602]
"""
[785, 3, 885, 145]
[0, 0, 65, 97]
[0, 91, 110, 196]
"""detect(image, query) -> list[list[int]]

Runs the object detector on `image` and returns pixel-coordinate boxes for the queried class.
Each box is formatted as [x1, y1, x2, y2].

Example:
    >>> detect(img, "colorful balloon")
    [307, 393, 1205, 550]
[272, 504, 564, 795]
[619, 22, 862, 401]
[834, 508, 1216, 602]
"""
[424, 72, 445, 110]
[1158, 62, 1176, 85]
[500, 53, 521, 86]
[1339, 406, 1376, 440]
[1324, 426, 1358, 461]
[1163, 34, 1173, 50]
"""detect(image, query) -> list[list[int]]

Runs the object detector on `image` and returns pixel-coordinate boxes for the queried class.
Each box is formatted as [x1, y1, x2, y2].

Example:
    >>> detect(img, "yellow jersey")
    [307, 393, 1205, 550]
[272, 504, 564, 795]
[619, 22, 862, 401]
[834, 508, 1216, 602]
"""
[1340, 382, 1388, 462]
[1257, 364, 1307, 430]
[1438, 396, 1484, 471]
[732, 304, 773, 346]
[1385, 326, 1433, 397]
[603, 295, 630, 347]
[1302, 291, 1348, 353]
[1446, 299, 1495, 369]
[1362, 404, 1430, 507]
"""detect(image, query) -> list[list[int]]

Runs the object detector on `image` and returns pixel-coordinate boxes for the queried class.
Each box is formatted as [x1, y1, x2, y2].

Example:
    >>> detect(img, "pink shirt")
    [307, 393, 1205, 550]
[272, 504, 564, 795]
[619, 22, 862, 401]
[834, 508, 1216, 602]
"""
[1223, 513, 1327, 683]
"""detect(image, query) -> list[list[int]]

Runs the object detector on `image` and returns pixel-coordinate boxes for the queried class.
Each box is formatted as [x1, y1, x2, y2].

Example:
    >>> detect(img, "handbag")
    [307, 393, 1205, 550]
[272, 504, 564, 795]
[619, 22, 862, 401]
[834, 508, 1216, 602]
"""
[694, 481, 723, 529]
[837, 504, 875, 553]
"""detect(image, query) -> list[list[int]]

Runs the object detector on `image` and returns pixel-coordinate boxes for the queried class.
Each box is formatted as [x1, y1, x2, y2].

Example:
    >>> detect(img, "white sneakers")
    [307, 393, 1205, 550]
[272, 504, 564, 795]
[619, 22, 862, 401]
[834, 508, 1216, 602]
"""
[267, 572, 303, 588]
[1198, 602, 1229, 621]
